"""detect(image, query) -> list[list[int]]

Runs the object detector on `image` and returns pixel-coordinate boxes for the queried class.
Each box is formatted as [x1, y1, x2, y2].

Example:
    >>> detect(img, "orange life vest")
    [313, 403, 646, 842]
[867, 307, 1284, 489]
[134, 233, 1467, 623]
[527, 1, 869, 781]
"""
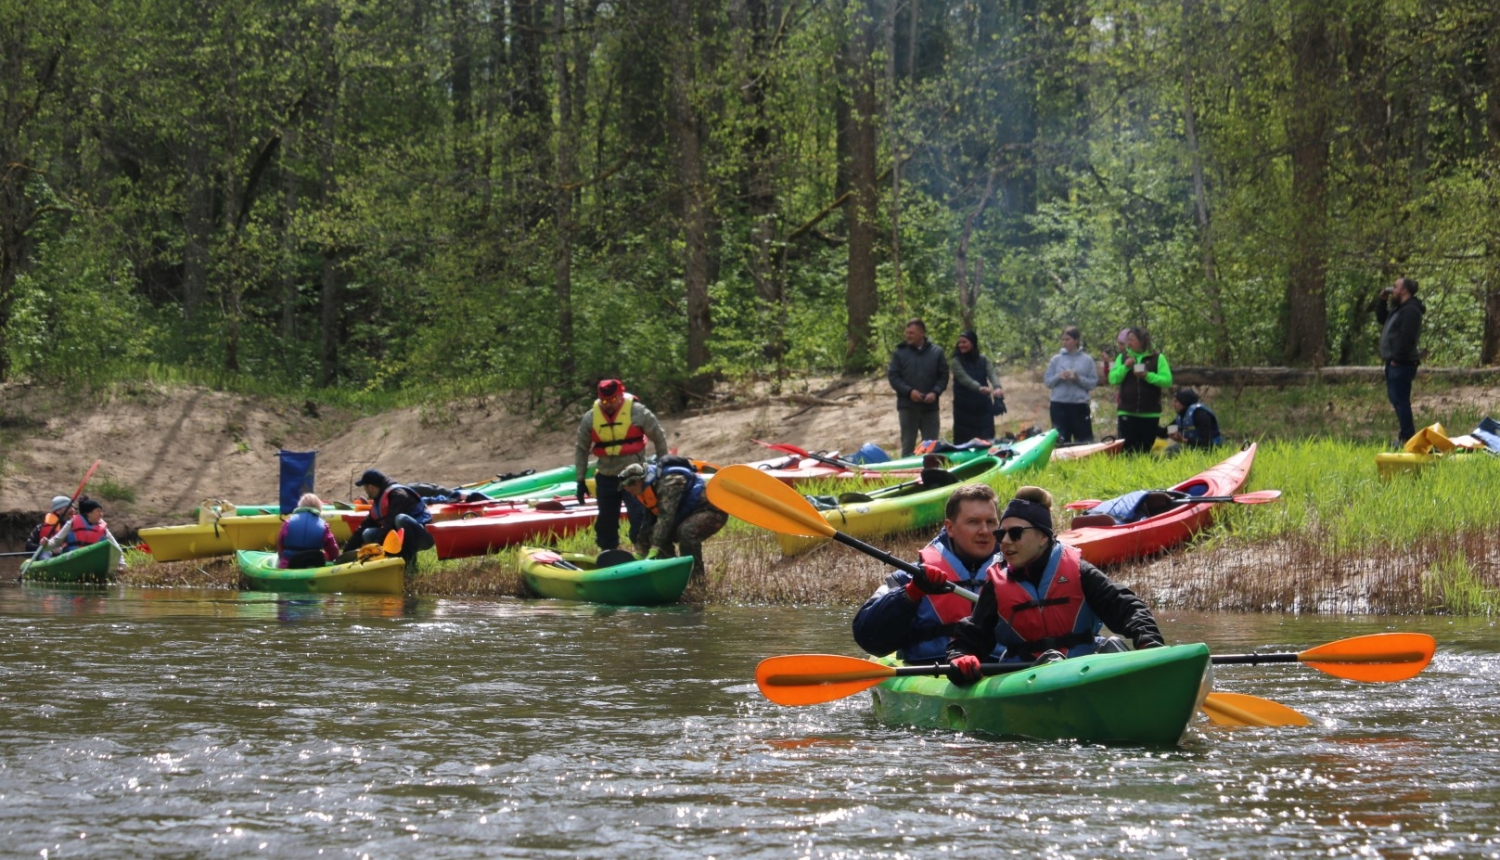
[66, 514, 110, 548]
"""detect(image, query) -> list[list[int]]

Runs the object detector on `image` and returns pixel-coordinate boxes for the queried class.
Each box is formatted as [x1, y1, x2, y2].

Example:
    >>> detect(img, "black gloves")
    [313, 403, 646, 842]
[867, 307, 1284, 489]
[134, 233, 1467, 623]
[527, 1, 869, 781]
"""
[576, 479, 589, 501]
[947, 654, 982, 686]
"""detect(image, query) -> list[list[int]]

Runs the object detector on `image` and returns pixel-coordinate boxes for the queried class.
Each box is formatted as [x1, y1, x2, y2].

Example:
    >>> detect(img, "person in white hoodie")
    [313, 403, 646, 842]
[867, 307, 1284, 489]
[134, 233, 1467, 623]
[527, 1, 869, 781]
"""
[1043, 326, 1099, 443]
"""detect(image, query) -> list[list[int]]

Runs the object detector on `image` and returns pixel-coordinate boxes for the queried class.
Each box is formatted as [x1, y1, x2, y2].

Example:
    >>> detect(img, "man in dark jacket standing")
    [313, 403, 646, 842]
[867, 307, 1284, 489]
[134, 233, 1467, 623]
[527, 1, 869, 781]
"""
[887, 318, 949, 457]
[1374, 277, 1425, 445]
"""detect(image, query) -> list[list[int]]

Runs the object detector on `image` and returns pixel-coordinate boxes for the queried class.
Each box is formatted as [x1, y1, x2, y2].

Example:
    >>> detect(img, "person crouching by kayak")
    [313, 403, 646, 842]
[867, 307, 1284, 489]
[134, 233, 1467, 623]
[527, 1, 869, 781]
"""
[1159, 388, 1223, 451]
[945, 486, 1164, 684]
[277, 493, 341, 569]
[618, 459, 728, 582]
[24, 495, 74, 561]
[42, 497, 128, 573]
[345, 469, 434, 574]
[851, 483, 1008, 665]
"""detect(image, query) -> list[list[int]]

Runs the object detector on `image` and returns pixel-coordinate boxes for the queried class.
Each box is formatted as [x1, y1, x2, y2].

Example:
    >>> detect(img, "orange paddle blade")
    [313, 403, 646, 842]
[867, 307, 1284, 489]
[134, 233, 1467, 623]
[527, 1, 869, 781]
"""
[756, 654, 898, 706]
[1201, 692, 1311, 727]
[706, 465, 836, 539]
[382, 528, 405, 555]
[1299, 632, 1436, 682]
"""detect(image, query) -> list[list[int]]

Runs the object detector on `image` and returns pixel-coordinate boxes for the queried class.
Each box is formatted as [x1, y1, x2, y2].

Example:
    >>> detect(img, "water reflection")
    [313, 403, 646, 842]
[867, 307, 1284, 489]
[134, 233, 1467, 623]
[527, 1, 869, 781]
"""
[0, 585, 1496, 859]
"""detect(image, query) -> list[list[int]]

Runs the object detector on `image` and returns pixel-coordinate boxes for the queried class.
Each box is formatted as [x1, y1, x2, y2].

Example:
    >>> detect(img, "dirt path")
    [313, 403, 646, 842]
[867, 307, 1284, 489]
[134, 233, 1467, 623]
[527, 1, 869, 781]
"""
[1, 371, 1059, 531]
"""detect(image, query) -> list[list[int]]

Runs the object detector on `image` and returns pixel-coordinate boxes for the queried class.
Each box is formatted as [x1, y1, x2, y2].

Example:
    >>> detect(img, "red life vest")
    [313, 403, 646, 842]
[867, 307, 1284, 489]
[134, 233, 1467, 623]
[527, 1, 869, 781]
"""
[990, 543, 1101, 659]
[590, 395, 647, 457]
[917, 544, 983, 625]
[66, 514, 110, 548]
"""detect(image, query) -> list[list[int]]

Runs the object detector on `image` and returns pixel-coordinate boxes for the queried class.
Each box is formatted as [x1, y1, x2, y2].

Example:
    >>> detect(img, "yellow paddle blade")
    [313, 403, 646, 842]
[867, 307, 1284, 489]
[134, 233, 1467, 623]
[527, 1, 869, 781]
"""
[756, 654, 898, 706]
[1299, 632, 1436, 682]
[382, 528, 405, 555]
[1201, 692, 1311, 727]
[706, 465, 837, 539]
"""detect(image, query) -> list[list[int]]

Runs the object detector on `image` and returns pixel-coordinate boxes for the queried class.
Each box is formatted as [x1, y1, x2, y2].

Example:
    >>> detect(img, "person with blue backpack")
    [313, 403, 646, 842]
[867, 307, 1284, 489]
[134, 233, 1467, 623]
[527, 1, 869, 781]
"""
[276, 493, 341, 569]
[618, 457, 727, 581]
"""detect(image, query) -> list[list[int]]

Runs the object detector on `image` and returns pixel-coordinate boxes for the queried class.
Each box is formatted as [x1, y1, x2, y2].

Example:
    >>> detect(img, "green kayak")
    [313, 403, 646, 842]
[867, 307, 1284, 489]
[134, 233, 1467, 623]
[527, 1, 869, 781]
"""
[518, 546, 694, 605]
[19, 541, 117, 585]
[870, 643, 1212, 745]
[236, 550, 406, 595]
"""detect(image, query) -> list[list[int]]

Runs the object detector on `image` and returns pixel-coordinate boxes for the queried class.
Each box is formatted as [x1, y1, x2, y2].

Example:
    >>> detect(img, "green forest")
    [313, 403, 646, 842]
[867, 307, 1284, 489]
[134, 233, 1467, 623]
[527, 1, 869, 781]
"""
[4, 0, 1498, 409]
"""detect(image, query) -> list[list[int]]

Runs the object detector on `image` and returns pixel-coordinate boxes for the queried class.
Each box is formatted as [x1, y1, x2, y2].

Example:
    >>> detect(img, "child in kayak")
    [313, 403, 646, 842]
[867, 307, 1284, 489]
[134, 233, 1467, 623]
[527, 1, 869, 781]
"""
[41, 497, 128, 573]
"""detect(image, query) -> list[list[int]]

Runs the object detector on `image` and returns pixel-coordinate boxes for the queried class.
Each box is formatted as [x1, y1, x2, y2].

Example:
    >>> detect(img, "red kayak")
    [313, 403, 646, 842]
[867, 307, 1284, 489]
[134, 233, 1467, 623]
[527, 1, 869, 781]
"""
[1056, 444, 1257, 566]
[427, 502, 623, 559]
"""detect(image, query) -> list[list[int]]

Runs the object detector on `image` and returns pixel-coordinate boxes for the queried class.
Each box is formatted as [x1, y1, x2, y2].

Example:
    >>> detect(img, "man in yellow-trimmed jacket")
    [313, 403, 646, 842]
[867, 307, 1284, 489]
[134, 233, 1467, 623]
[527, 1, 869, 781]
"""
[573, 378, 669, 552]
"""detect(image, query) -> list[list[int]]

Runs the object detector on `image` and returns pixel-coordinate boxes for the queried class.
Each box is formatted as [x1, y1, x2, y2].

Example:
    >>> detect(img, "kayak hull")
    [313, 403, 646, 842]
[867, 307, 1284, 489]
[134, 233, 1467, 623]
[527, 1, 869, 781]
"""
[517, 546, 693, 605]
[428, 504, 616, 559]
[140, 522, 237, 561]
[751, 447, 993, 486]
[220, 511, 354, 552]
[19, 541, 116, 584]
[776, 431, 1058, 556]
[1051, 439, 1125, 461]
[236, 550, 405, 595]
[870, 643, 1212, 745]
[1057, 444, 1256, 566]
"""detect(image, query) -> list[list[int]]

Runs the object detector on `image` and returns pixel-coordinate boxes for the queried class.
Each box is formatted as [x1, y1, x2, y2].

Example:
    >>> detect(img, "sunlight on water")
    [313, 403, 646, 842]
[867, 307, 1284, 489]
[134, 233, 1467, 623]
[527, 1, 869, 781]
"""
[1, 587, 1496, 858]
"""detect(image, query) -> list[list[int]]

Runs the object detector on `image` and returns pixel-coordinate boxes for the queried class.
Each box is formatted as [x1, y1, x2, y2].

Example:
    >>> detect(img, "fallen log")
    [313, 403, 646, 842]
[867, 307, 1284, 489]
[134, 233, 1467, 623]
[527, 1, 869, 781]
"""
[1173, 366, 1500, 387]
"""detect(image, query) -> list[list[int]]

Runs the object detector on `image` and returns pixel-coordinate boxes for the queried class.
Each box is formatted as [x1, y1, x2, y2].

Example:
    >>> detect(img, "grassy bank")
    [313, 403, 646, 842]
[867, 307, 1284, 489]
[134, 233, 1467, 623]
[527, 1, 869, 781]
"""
[116, 437, 1500, 615]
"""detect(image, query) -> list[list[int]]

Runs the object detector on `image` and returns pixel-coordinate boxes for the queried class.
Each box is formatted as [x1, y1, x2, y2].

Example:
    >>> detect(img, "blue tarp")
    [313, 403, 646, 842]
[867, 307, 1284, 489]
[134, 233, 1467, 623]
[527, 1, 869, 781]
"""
[1473, 417, 1500, 454]
[279, 450, 317, 515]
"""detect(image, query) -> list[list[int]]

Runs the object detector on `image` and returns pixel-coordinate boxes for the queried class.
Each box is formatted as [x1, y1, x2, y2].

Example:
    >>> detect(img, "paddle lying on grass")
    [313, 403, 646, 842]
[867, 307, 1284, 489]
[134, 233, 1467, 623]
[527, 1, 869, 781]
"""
[755, 653, 1305, 727]
[709, 465, 1309, 727]
[751, 439, 860, 470]
[706, 464, 978, 601]
[1064, 490, 1282, 511]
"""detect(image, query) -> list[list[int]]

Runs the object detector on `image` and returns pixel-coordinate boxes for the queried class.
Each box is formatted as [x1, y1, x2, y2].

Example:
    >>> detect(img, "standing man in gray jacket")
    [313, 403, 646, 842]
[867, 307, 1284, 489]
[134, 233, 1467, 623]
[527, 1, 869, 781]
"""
[574, 379, 670, 553]
[887, 318, 950, 457]
[1043, 325, 1099, 443]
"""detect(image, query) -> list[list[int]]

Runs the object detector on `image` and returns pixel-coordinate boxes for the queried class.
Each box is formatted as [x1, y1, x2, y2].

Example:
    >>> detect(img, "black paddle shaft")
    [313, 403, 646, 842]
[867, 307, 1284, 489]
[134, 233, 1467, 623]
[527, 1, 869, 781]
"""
[832, 531, 924, 577]
[892, 658, 1043, 679]
[1211, 653, 1300, 666]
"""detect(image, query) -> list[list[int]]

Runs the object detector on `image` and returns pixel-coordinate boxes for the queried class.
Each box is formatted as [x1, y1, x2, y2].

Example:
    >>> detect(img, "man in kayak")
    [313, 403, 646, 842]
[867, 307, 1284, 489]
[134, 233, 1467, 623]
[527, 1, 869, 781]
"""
[850, 483, 1007, 664]
[346, 469, 434, 573]
[24, 495, 74, 560]
[945, 486, 1164, 683]
[618, 458, 727, 581]
[574, 378, 670, 554]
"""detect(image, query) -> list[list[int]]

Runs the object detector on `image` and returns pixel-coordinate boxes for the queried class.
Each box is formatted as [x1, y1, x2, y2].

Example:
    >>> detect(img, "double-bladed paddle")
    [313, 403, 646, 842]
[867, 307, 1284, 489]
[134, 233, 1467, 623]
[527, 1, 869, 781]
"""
[1063, 490, 1282, 511]
[709, 465, 1317, 727]
[751, 439, 861, 471]
[757, 632, 1435, 717]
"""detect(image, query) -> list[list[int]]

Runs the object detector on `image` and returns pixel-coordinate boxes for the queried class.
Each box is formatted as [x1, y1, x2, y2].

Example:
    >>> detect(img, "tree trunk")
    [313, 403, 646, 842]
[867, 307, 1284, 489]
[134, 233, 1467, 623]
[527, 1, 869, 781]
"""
[449, 0, 475, 181]
[317, 1, 342, 387]
[843, 0, 879, 374]
[1482, 7, 1500, 364]
[552, 0, 575, 382]
[672, 0, 712, 395]
[1181, 0, 1229, 364]
[1284, 0, 1332, 366]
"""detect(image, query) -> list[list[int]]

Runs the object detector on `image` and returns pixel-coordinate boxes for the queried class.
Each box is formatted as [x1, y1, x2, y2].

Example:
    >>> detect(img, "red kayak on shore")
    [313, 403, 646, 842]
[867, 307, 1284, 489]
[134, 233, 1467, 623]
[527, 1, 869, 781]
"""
[1057, 444, 1257, 566]
[427, 503, 623, 559]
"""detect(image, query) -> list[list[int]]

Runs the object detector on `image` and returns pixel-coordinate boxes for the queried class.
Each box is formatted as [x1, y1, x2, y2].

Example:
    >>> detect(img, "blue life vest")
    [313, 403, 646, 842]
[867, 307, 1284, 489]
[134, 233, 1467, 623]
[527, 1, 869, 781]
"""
[280, 508, 329, 564]
[1181, 403, 1223, 446]
[640, 465, 707, 527]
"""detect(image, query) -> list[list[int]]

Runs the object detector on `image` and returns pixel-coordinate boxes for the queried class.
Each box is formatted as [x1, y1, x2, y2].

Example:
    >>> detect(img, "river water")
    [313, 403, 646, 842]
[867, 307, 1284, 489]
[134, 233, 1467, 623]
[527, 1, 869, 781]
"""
[1, 584, 1496, 859]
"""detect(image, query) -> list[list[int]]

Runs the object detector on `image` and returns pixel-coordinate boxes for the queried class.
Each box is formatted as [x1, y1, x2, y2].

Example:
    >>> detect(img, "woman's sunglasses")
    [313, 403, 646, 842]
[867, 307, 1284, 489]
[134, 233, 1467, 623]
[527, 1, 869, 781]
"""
[995, 526, 1037, 542]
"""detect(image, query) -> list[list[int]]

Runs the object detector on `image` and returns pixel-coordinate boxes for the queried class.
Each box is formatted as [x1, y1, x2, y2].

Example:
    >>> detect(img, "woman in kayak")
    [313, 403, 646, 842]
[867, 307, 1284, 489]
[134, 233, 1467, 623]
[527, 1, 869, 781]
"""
[41, 497, 128, 573]
[276, 493, 341, 569]
[945, 486, 1164, 684]
[851, 483, 1008, 664]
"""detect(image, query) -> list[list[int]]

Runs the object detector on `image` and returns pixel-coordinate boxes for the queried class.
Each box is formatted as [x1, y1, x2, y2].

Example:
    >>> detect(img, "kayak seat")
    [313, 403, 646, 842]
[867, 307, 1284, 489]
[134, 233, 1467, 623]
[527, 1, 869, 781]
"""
[920, 468, 959, 490]
[1140, 492, 1179, 517]
[1068, 514, 1118, 529]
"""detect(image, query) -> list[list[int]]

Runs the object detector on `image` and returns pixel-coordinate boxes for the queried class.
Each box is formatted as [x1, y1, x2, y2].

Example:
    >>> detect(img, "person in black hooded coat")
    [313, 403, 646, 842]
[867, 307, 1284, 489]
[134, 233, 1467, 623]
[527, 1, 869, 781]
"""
[950, 330, 1004, 444]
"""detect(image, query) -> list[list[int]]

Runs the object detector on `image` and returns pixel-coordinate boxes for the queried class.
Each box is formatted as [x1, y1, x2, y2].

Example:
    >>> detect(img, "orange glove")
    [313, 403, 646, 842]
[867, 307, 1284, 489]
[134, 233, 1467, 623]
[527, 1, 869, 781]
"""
[356, 543, 384, 561]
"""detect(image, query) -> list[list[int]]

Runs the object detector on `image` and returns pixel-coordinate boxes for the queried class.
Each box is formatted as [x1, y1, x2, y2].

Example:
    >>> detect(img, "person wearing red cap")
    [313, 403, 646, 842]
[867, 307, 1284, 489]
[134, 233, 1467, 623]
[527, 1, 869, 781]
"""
[574, 379, 669, 553]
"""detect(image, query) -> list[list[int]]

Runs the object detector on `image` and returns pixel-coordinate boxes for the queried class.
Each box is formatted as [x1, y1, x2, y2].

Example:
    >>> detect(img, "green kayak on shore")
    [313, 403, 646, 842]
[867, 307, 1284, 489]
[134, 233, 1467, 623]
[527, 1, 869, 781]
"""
[870, 643, 1212, 745]
[236, 550, 406, 595]
[19, 541, 117, 585]
[518, 546, 694, 605]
